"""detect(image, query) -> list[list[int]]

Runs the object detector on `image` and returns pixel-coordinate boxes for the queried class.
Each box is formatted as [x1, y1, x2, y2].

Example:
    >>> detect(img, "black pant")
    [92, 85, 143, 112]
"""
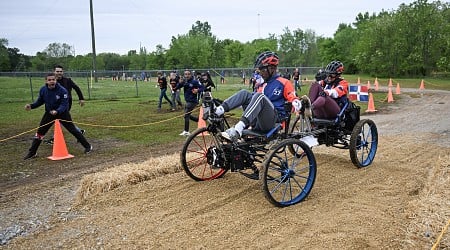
[37, 111, 90, 149]
[183, 102, 199, 131]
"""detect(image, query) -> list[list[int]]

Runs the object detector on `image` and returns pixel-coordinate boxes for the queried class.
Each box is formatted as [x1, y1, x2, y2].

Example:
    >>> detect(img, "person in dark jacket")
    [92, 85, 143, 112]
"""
[292, 68, 301, 91]
[54, 65, 85, 111]
[175, 70, 202, 136]
[157, 71, 174, 112]
[44, 65, 86, 145]
[169, 71, 183, 110]
[199, 72, 216, 92]
[23, 73, 92, 160]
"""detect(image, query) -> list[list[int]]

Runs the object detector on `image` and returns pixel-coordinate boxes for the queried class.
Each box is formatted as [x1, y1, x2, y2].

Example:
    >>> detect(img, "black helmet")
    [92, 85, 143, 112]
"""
[254, 51, 279, 68]
[325, 61, 344, 75]
[315, 69, 327, 81]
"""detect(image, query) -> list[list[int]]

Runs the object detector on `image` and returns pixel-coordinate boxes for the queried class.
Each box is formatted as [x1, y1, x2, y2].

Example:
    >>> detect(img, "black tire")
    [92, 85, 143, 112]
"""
[261, 138, 317, 207]
[349, 119, 378, 168]
[180, 127, 228, 181]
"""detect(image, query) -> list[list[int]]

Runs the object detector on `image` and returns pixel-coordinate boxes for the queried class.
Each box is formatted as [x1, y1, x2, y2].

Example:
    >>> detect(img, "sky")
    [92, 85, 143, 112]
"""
[0, 0, 418, 56]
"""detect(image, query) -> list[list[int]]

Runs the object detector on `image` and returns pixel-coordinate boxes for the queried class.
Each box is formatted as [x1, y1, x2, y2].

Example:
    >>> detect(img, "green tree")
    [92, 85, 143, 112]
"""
[98, 53, 129, 71]
[240, 37, 278, 68]
[278, 27, 321, 67]
[151, 45, 167, 70]
[332, 24, 358, 73]
[302, 29, 320, 67]
[353, 1, 449, 77]
[223, 41, 244, 67]
[30, 52, 50, 71]
[44, 43, 74, 57]
[69, 55, 92, 71]
[0, 38, 11, 71]
[278, 27, 305, 66]
[165, 21, 216, 69]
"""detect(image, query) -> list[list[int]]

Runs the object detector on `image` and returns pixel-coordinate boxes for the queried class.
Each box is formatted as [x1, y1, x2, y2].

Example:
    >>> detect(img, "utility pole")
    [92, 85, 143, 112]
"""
[89, 0, 98, 82]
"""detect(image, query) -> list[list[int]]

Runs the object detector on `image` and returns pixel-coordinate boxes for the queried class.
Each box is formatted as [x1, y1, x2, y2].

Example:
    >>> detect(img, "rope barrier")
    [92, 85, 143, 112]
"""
[423, 79, 441, 87]
[0, 120, 55, 142]
[0, 106, 200, 142]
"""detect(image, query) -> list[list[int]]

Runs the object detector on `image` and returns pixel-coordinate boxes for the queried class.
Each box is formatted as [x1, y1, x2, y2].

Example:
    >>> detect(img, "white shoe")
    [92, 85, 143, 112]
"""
[179, 131, 190, 136]
[220, 128, 240, 141]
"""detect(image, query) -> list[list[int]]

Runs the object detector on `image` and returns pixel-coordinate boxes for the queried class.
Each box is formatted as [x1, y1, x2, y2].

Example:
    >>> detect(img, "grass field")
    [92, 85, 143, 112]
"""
[0, 74, 448, 171]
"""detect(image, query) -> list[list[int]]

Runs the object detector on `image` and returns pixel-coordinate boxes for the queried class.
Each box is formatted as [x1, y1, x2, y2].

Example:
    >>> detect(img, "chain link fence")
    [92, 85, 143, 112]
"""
[1, 67, 321, 102]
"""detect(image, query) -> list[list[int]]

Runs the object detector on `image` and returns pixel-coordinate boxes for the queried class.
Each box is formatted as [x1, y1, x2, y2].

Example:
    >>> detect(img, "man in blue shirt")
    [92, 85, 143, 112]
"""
[175, 70, 202, 136]
[23, 73, 92, 160]
[213, 51, 302, 141]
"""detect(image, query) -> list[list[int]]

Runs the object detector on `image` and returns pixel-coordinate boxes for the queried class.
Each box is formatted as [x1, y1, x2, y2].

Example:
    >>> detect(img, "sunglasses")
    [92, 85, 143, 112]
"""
[258, 66, 269, 72]
[327, 74, 337, 78]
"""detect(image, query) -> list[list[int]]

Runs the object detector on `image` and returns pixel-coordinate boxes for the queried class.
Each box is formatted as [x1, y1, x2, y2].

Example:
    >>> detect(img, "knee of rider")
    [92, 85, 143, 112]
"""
[221, 102, 230, 112]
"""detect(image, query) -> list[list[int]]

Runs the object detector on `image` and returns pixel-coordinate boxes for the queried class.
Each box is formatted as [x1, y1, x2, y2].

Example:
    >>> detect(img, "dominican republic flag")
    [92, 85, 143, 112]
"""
[349, 84, 369, 102]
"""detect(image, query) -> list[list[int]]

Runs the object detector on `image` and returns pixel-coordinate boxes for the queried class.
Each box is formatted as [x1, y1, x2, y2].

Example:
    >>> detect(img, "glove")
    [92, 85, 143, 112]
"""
[292, 99, 302, 112]
[325, 89, 338, 98]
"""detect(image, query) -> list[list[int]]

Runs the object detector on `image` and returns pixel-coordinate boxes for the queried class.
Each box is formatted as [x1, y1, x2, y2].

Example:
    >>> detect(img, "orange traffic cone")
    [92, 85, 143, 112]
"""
[198, 107, 207, 128]
[48, 119, 74, 160]
[357, 77, 361, 84]
[388, 78, 393, 87]
[365, 93, 377, 113]
[367, 80, 371, 90]
[197, 107, 209, 135]
[419, 79, 425, 90]
[374, 78, 379, 91]
[396, 83, 401, 94]
[387, 87, 394, 103]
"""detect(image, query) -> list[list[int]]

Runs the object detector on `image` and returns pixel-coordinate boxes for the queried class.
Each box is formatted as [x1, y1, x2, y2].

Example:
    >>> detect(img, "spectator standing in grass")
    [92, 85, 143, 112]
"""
[293, 68, 301, 91]
[283, 68, 291, 80]
[157, 71, 174, 112]
[199, 72, 215, 93]
[175, 70, 202, 136]
[220, 70, 225, 84]
[23, 73, 92, 160]
[169, 71, 183, 110]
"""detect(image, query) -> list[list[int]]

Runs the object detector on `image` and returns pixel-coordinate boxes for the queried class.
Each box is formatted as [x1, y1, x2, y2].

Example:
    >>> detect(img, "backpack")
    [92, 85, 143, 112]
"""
[344, 101, 360, 132]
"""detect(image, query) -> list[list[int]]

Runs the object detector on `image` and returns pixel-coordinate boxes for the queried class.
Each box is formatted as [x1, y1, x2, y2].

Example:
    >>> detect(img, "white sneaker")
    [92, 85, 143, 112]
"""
[179, 131, 190, 136]
[220, 128, 240, 141]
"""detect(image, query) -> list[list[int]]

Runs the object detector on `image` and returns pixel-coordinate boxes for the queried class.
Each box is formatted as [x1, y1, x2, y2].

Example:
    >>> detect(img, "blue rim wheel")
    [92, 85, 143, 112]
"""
[262, 139, 317, 207]
[349, 119, 378, 168]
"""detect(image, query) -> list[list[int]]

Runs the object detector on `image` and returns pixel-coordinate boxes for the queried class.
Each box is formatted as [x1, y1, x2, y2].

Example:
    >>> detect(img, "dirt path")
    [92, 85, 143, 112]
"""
[1, 89, 449, 249]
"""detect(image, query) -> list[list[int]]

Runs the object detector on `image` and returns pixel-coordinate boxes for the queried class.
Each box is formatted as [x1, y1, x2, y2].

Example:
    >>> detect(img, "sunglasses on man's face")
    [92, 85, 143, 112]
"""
[258, 66, 269, 72]
[327, 74, 337, 78]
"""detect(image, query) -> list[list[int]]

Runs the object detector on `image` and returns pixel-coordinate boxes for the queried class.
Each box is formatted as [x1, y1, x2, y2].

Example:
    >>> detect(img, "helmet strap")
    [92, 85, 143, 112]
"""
[267, 66, 276, 80]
